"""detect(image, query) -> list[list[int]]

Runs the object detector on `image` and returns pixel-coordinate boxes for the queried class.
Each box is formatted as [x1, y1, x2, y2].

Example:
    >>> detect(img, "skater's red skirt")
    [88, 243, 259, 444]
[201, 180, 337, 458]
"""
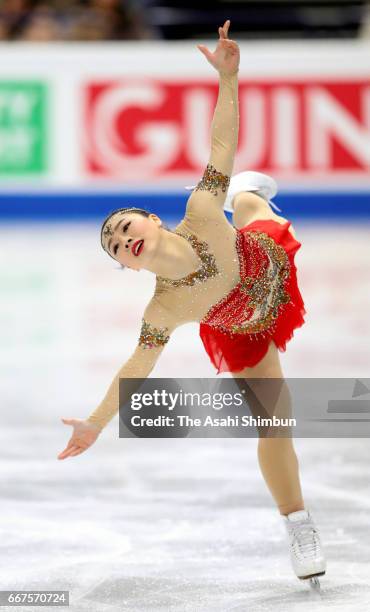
[199, 219, 306, 374]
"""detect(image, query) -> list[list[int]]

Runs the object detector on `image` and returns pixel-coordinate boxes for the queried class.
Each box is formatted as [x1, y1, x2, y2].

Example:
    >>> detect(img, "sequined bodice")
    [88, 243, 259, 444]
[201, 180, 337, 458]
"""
[153, 225, 292, 340]
[201, 228, 291, 336]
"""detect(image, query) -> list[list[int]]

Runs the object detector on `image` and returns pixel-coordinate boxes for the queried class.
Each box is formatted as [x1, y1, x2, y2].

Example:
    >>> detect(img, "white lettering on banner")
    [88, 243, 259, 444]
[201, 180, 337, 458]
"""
[0, 128, 35, 163]
[307, 87, 370, 168]
[85, 79, 370, 180]
[12, 93, 37, 121]
[238, 89, 266, 167]
[366, 88, 370, 133]
[272, 88, 299, 169]
[90, 84, 180, 178]
[0, 93, 37, 121]
[185, 89, 213, 168]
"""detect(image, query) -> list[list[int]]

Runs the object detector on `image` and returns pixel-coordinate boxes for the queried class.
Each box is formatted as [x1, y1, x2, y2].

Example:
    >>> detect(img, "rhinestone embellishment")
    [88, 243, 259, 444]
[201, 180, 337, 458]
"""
[139, 320, 170, 349]
[103, 223, 114, 238]
[194, 163, 230, 196]
[201, 229, 291, 337]
[156, 231, 219, 288]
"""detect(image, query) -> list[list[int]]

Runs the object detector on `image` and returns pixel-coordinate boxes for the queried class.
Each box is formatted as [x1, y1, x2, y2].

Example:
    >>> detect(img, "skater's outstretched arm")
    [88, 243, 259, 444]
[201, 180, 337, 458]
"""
[57, 298, 180, 458]
[186, 20, 240, 218]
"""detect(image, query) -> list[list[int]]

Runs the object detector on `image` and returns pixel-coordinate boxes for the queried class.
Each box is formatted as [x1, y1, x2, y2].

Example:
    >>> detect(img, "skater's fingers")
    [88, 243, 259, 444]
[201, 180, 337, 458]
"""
[218, 26, 226, 40]
[57, 444, 80, 460]
[57, 448, 75, 460]
[61, 417, 78, 426]
[68, 448, 84, 457]
[72, 439, 90, 451]
[222, 39, 237, 50]
[197, 44, 213, 62]
[222, 20, 230, 38]
[58, 450, 78, 460]
[58, 439, 75, 456]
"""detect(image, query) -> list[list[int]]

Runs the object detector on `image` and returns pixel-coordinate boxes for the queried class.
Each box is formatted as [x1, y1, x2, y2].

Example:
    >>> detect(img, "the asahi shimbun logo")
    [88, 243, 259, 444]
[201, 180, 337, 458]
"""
[85, 79, 370, 181]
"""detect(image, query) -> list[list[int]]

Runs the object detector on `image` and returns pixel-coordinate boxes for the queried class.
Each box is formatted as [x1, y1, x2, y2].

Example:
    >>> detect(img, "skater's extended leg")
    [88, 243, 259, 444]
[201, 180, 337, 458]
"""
[232, 192, 271, 227]
[232, 192, 297, 238]
[232, 341, 304, 516]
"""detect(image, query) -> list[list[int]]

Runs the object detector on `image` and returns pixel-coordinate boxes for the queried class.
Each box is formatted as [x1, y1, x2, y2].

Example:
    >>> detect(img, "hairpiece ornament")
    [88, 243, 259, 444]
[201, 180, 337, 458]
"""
[103, 223, 113, 238]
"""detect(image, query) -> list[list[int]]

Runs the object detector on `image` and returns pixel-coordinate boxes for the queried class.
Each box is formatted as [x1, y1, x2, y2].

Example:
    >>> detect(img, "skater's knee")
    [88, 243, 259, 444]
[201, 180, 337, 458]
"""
[232, 193, 272, 229]
[233, 192, 269, 215]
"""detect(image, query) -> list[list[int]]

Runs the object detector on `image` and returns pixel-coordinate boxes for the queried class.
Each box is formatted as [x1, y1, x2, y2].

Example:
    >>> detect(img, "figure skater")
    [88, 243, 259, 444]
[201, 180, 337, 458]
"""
[58, 20, 326, 588]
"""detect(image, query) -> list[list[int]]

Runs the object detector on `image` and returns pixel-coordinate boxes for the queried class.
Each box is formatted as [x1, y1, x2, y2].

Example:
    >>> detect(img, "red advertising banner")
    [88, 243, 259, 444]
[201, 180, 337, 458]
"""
[85, 79, 370, 183]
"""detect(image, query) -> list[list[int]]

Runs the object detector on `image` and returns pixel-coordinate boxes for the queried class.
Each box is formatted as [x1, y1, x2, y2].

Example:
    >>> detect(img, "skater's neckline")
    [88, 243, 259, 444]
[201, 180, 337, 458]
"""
[156, 231, 219, 288]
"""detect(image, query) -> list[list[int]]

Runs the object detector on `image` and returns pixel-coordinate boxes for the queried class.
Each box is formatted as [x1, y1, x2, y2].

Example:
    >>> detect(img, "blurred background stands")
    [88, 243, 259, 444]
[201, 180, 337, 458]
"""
[0, 0, 158, 41]
[0, 0, 370, 41]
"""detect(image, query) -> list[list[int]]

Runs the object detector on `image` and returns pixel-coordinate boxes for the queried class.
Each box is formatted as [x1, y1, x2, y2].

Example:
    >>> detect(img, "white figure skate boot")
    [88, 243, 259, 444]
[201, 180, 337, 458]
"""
[283, 509, 326, 590]
[223, 170, 281, 213]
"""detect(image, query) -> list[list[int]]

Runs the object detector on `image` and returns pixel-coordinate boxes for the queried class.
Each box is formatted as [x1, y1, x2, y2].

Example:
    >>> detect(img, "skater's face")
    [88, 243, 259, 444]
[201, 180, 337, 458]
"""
[102, 212, 162, 271]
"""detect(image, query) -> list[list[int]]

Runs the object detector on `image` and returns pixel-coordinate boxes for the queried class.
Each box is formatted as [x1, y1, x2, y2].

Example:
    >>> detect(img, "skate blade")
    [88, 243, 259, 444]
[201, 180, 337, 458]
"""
[308, 576, 322, 592]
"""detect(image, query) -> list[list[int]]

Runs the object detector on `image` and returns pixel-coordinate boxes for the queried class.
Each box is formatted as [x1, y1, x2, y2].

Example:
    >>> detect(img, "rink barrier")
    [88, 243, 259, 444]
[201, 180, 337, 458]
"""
[0, 191, 369, 220]
[0, 191, 370, 221]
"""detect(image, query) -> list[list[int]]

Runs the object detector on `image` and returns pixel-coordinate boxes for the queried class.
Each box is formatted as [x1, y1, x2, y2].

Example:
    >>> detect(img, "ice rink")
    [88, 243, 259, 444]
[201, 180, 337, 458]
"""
[1, 219, 370, 611]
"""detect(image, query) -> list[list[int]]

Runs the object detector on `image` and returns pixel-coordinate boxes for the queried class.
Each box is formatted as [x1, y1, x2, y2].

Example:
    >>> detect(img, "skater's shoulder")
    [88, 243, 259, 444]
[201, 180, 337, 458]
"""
[176, 201, 230, 239]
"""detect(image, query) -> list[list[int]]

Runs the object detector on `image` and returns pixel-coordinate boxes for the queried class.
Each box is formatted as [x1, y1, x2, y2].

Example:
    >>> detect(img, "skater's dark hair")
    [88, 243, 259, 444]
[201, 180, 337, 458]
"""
[100, 207, 172, 269]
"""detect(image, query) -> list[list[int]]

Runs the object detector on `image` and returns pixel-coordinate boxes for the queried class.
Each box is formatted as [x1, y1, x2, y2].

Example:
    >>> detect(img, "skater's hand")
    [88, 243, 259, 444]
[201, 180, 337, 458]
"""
[57, 418, 102, 460]
[197, 20, 239, 76]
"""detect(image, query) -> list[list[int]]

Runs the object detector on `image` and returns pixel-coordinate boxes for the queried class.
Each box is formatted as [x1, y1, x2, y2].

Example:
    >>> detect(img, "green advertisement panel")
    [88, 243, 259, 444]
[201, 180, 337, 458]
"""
[0, 81, 47, 175]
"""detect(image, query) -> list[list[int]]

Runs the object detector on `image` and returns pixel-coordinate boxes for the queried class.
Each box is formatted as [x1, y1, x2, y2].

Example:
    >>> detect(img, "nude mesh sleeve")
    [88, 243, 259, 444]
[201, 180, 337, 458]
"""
[86, 297, 178, 430]
[186, 71, 239, 216]
[208, 71, 239, 176]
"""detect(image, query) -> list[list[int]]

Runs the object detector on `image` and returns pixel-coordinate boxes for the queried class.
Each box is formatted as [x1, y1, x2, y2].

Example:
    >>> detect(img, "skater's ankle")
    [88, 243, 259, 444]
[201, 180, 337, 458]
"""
[279, 502, 306, 516]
